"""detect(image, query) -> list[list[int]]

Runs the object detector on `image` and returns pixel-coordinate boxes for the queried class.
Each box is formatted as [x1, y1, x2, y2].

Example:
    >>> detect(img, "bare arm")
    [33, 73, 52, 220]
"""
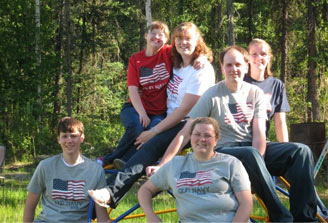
[129, 86, 150, 128]
[146, 119, 193, 176]
[232, 190, 253, 223]
[273, 112, 289, 142]
[95, 203, 111, 223]
[135, 94, 200, 145]
[252, 117, 267, 156]
[138, 180, 162, 223]
[23, 192, 40, 223]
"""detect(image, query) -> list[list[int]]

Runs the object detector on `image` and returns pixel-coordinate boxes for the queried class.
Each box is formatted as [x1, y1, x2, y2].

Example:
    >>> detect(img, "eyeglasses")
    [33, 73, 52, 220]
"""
[191, 133, 215, 140]
[149, 31, 165, 38]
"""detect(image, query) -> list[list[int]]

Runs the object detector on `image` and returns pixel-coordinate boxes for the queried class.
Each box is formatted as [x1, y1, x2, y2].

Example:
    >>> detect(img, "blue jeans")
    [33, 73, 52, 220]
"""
[216, 142, 317, 222]
[106, 120, 188, 208]
[103, 103, 166, 165]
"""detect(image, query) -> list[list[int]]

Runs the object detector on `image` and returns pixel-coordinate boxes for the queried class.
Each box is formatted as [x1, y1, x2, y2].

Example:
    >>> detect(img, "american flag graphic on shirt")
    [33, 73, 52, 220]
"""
[224, 102, 254, 125]
[167, 74, 183, 95]
[139, 63, 170, 86]
[176, 169, 212, 188]
[51, 178, 86, 201]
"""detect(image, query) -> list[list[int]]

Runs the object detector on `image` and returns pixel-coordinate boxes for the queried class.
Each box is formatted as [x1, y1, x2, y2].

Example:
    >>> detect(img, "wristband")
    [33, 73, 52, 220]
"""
[151, 126, 159, 134]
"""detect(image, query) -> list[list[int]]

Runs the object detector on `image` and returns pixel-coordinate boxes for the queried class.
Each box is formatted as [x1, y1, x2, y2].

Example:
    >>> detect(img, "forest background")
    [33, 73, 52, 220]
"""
[0, 0, 327, 163]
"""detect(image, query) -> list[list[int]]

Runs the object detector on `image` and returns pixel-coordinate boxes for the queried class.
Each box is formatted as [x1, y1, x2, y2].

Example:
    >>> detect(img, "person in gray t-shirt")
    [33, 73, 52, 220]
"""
[138, 117, 252, 222]
[23, 117, 109, 223]
[147, 46, 317, 222]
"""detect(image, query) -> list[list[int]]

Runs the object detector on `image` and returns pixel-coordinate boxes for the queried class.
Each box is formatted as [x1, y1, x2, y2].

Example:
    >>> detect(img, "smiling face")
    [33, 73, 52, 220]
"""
[249, 42, 271, 75]
[174, 28, 199, 58]
[221, 49, 249, 85]
[57, 129, 84, 156]
[191, 123, 218, 160]
[145, 28, 168, 51]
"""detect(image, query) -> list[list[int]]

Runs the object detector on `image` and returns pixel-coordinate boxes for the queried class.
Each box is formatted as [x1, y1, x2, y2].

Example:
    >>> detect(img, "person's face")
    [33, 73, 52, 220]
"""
[191, 123, 218, 158]
[221, 49, 248, 84]
[249, 43, 271, 72]
[174, 28, 199, 57]
[57, 129, 84, 156]
[145, 28, 167, 50]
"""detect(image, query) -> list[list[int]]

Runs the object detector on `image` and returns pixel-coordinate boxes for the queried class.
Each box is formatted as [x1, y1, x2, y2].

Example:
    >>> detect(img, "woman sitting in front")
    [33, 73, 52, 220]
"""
[138, 117, 253, 223]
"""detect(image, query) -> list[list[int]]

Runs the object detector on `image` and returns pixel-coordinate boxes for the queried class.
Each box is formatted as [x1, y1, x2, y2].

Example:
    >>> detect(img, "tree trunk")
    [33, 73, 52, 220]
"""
[76, 2, 86, 115]
[227, 0, 235, 45]
[247, 0, 254, 43]
[53, 0, 64, 128]
[64, 0, 72, 116]
[323, 0, 328, 22]
[307, 0, 320, 121]
[211, 0, 223, 81]
[280, 0, 288, 83]
[35, 0, 42, 124]
[145, 0, 152, 27]
[139, 0, 146, 51]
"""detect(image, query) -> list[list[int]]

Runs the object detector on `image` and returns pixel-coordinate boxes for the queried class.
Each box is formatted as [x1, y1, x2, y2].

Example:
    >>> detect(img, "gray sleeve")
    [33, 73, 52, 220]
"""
[95, 166, 107, 189]
[150, 161, 172, 191]
[230, 158, 251, 192]
[27, 161, 45, 195]
[188, 87, 214, 119]
[254, 87, 267, 120]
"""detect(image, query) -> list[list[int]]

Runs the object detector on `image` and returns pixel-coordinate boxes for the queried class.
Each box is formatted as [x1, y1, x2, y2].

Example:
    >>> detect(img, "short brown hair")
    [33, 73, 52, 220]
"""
[146, 21, 170, 41]
[190, 117, 220, 140]
[171, 22, 213, 68]
[57, 117, 84, 136]
[248, 38, 273, 78]
[219, 45, 249, 65]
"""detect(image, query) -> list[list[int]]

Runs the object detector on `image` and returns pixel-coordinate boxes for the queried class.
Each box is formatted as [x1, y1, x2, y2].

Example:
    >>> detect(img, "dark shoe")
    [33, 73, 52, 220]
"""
[113, 159, 126, 170]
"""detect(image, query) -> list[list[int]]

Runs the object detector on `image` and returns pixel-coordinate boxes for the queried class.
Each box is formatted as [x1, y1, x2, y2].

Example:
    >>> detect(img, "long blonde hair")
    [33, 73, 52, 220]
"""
[171, 22, 213, 68]
[248, 38, 273, 78]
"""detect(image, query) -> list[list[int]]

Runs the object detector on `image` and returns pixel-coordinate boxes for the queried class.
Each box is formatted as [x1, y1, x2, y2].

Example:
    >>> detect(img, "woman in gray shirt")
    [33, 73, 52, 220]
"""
[138, 117, 252, 223]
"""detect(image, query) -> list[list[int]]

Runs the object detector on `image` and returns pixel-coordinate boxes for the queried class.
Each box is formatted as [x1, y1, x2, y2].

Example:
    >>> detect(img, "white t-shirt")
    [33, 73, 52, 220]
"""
[166, 60, 215, 115]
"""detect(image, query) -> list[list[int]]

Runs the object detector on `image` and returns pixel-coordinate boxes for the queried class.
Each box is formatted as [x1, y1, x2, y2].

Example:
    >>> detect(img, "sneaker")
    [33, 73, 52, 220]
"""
[88, 188, 110, 208]
[113, 159, 126, 170]
[318, 206, 328, 221]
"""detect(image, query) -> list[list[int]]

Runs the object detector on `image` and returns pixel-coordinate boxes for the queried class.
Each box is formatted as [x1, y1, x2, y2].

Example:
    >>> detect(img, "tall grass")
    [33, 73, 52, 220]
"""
[1, 164, 327, 223]
[0, 178, 42, 223]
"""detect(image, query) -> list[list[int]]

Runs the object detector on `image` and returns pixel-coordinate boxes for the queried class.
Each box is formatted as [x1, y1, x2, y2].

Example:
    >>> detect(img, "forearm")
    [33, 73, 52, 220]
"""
[95, 204, 110, 223]
[128, 86, 147, 116]
[159, 133, 189, 167]
[23, 209, 35, 223]
[158, 119, 192, 166]
[23, 192, 40, 223]
[233, 190, 253, 223]
[153, 94, 199, 134]
[138, 182, 161, 222]
[252, 117, 267, 156]
[252, 136, 266, 156]
[274, 112, 289, 142]
[154, 107, 189, 134]
[233, 203, 252, 222]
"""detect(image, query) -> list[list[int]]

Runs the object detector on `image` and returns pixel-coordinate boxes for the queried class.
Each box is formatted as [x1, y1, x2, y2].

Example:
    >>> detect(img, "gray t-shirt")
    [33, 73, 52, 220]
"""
[27, 154, 106, 222]
[189, 81, 267, 146]
[151, 152, 250, 222]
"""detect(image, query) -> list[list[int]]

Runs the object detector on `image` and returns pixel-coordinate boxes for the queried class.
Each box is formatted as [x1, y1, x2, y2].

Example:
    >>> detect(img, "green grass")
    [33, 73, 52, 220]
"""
[1, 162, 327, 223]
[0, 178, 42, 222]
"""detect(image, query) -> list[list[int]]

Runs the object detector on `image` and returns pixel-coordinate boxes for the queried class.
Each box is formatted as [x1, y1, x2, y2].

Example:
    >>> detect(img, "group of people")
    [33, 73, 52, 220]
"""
[23, 20, 326, 223]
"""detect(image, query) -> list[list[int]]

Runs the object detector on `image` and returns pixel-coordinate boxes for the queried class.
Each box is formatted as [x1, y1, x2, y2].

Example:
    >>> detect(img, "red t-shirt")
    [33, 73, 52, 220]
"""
[127, 44, 172, 115]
